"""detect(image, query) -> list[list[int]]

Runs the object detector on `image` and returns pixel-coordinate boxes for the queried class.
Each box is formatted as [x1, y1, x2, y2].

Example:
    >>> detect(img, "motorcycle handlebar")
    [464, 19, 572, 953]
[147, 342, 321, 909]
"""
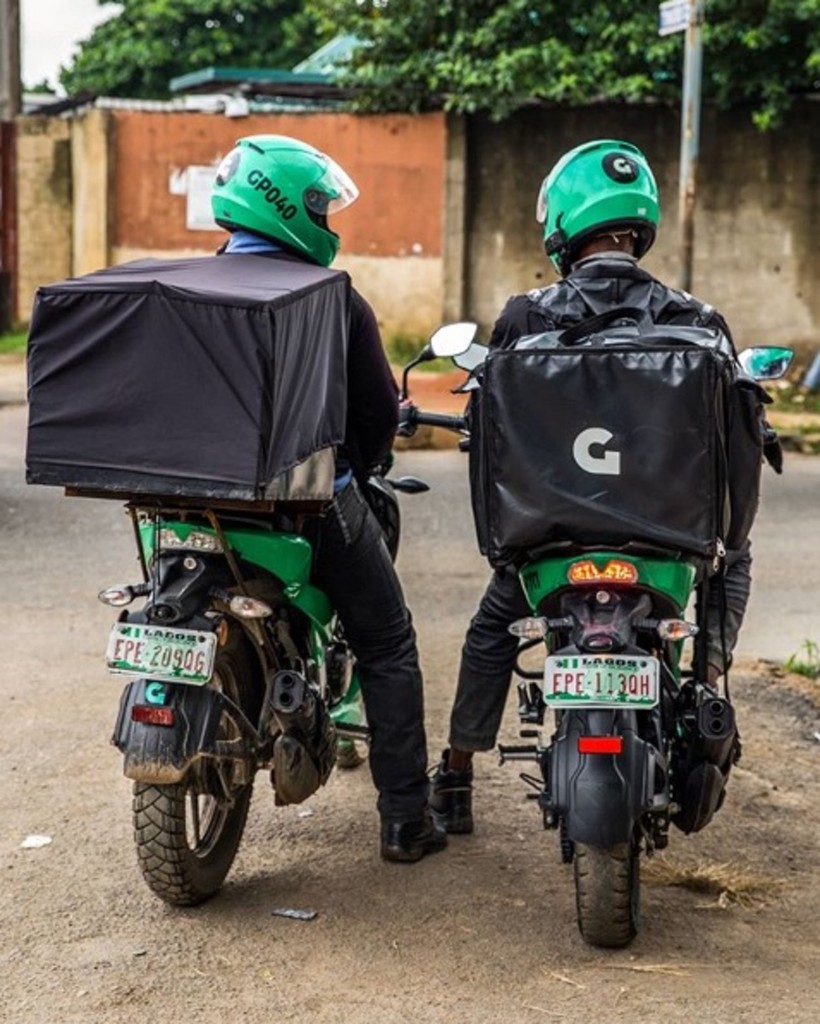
[414, 411, 467, 432]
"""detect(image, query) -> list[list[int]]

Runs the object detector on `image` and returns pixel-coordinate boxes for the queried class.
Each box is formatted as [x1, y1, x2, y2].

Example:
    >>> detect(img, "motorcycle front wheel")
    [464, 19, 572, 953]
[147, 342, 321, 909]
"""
[132, 630, 260, 906]
[574, 839, 640, 948]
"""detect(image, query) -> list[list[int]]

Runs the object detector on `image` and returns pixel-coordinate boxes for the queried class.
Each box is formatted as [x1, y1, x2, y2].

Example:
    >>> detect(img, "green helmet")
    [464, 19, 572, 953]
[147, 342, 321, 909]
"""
[536, 139, 660, 276]
[210, 135, 359, 267]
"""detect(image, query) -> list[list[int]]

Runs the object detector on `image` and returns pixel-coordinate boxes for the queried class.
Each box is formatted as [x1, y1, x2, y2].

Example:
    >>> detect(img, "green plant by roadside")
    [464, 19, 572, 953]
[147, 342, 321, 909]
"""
[308, 0, 820, 130]
[0, 331, 27, 355]
[785, 640, 820, 680]
[766, 379, 820, 416]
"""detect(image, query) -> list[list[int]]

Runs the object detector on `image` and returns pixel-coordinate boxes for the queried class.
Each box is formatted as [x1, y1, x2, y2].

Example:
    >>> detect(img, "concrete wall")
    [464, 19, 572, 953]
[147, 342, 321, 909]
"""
[462, 102, 820, 353]
[15, 109, 446, 341]
[15, 117, 72, 320]
[72, 108, 111, 277]
[16, 101, 820, 354]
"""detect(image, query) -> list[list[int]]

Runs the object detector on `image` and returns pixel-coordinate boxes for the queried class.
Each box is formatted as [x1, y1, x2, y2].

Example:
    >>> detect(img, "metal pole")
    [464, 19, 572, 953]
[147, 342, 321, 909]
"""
[0, 0, 21, 121]
[0, 0, 20, 329]
[678, 0, 704, 294]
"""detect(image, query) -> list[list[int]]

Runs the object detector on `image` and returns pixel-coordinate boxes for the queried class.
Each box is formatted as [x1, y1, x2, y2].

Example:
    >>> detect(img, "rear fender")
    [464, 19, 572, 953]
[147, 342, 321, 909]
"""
[549, 709, 662, 846]
[112, 678, 256, 783]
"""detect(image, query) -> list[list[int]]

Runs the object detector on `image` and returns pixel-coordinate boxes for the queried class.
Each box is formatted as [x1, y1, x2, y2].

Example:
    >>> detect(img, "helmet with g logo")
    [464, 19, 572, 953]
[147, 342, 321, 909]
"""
[536, 139, 660, 275]
[210, 134, 358, 267]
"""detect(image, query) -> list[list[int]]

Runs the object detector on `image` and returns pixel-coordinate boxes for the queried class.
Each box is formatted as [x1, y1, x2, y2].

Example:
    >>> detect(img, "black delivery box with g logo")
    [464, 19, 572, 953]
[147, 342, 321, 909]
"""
[26, 255, 350, 504]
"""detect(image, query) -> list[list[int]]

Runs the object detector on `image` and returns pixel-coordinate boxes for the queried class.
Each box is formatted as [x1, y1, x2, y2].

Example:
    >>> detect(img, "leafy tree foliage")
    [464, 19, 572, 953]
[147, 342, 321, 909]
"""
[307, 0, 820, 128]
[60, 0, 327, 99]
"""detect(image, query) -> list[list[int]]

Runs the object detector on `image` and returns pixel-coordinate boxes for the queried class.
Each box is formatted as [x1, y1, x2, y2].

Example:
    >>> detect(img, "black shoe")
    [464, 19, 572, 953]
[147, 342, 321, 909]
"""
[429, 750, 474, 834]
[380, 812, 448, 863]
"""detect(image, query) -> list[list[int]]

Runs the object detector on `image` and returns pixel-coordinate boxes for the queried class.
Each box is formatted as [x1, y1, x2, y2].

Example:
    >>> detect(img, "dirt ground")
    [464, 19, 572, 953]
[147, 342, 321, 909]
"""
[1, 397, 820, 1023]
[3, 663, 819, 1024]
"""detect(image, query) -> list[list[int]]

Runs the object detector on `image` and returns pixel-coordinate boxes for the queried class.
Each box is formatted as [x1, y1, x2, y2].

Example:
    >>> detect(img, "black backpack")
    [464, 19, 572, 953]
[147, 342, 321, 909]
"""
[469, 308, 767, 566]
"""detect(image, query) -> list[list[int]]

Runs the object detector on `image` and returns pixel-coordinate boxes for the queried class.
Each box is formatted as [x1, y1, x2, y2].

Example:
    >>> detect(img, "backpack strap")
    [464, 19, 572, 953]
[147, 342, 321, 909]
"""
[556, 307, 655, 347]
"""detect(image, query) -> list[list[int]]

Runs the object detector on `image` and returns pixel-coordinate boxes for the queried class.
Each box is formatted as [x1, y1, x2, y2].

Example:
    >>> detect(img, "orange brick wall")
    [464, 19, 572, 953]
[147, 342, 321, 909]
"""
[111, 110, 446, 259]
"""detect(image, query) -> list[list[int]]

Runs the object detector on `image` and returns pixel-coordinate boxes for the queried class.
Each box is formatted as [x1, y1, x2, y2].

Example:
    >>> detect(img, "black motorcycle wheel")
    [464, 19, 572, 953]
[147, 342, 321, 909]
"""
[132, 630, 260, 906]
[574, 839, 640, 948]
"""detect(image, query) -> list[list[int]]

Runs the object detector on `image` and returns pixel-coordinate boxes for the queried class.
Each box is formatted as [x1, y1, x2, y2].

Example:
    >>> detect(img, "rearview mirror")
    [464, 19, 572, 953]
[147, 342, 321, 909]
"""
[453, 342, 489, 372]
[428, 321, 478, 359]
[737, 346, 794, 382]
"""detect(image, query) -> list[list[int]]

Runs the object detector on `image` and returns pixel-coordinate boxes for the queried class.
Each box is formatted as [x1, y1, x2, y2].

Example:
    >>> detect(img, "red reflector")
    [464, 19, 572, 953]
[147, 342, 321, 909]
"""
[132, 705, 175, 727]
[578, 736, 623, 755]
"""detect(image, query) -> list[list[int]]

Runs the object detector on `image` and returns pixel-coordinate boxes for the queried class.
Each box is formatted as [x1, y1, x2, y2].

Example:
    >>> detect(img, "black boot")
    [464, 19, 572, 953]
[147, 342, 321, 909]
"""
[380, 811, 448, 863]
[429, 750, 474, 834]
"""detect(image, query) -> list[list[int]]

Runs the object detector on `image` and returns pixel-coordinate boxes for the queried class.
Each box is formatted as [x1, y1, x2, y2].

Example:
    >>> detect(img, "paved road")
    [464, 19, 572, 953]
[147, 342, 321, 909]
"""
[2, 402, 819, 1024]
[1, 403, 818, 666]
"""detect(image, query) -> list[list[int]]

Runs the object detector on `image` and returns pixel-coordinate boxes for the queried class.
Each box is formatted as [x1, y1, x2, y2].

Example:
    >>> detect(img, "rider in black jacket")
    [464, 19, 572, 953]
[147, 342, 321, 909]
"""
[430, 139, 777, 835]
[211, 134, 447, 862]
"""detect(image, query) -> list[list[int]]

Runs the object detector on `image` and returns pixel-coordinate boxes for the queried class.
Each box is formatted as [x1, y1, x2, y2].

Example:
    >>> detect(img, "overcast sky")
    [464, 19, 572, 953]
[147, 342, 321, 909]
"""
[21, 0, 121, 91]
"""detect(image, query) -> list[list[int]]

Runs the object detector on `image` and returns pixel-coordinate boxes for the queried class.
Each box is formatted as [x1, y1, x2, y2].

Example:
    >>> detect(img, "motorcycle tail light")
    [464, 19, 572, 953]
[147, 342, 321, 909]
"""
[578, 736, 623, 755]
[132, 705, 175, 727]
[657, 619, 699, 641]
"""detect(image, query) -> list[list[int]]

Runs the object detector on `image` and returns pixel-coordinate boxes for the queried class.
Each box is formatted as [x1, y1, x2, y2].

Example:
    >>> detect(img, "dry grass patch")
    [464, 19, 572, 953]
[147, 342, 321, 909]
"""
[643, 856, 787, 908]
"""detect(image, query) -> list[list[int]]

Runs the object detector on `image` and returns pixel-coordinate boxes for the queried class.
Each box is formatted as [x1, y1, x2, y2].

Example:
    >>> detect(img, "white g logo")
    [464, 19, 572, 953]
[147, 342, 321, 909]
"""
[602, 153, 639, 183]
[572, 428, 622, 476]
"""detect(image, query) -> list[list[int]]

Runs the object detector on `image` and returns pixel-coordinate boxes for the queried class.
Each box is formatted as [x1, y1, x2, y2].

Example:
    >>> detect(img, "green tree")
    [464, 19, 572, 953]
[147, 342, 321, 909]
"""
[307, 0, 820, 128]
[60, 0, 328, 99]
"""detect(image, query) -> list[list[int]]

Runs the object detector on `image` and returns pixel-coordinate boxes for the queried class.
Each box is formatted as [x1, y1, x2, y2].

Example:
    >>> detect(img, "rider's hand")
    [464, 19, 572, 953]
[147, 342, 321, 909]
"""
[396, 399, 418, 438]
[370, 450, 394, 477]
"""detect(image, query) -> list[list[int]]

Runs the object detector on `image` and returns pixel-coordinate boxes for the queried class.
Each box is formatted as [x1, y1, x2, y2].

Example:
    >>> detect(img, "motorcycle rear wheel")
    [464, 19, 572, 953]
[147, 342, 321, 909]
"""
[132, 630, 260, 906]
[574, 840, 640, 948]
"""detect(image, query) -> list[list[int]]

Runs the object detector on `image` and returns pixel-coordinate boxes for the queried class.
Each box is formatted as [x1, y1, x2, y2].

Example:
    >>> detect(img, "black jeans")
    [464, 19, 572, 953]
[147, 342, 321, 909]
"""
[448, 566, 531, 752]
[313, 480, 429, 821]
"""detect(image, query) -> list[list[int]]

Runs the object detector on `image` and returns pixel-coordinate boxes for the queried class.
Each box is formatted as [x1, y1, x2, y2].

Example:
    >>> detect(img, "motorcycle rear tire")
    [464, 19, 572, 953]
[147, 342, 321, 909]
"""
[132, 629, 260, 906]
[574, 840, 640, 948]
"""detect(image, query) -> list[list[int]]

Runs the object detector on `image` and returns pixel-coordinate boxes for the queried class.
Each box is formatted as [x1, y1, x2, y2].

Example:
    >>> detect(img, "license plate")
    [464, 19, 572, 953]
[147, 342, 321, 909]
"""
[544, 653, 659, 709]
[106, 623, 217, 685]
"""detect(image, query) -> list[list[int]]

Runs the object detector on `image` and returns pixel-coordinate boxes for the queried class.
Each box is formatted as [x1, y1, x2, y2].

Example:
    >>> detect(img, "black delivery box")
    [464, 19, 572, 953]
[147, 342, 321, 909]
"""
[469, 323, 764, 566]
[26, 255, 350, 502]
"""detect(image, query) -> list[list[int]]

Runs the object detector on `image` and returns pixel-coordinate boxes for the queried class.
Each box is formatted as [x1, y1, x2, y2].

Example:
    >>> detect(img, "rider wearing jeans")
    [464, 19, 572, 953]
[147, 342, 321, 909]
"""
[211, 134, 446, 862]
[430, 139, 779, 834]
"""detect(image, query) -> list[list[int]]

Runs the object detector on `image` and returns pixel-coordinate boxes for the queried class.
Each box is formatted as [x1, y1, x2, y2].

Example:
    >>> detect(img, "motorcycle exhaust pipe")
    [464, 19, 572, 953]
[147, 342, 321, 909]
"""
[267, 670, 336, 806]
[694, 697, 736, 769]
[269, 669, 316, 734]
[672, 694, 738, 834]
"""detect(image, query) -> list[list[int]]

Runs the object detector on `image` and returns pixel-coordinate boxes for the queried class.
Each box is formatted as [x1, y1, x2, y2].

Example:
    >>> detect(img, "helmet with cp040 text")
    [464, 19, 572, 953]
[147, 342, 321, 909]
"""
[210, 134, 359, 267]
[536, 139, 660, 276]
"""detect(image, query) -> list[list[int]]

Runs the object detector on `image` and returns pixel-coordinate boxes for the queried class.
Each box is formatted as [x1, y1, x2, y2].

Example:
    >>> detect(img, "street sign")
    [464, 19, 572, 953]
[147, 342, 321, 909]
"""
[659, 0, 690, 35]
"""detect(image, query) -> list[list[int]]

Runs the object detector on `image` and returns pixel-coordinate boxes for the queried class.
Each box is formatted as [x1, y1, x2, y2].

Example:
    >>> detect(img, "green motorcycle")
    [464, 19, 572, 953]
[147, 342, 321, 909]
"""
[406, 330, 792, 948]
[101, 470, 425, 906]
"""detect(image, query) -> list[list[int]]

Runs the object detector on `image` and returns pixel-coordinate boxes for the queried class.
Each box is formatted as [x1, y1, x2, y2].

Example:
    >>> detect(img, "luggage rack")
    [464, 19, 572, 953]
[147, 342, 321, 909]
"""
[64, 487, 326, 517]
